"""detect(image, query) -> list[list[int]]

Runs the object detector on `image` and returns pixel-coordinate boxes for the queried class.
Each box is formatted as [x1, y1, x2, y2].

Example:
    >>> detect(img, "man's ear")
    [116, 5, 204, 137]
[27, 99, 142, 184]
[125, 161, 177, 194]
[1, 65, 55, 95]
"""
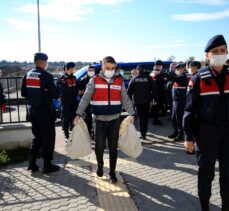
[205, 52, 210, 60]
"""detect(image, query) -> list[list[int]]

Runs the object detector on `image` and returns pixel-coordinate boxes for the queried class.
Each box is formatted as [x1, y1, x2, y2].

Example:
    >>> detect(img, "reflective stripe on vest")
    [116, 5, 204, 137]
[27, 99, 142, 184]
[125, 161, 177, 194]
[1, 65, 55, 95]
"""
[91, 76, 122, 115]
[26, 72, 41, 89]
[200, 72, 229, 96]
[173, 82, 186, 89]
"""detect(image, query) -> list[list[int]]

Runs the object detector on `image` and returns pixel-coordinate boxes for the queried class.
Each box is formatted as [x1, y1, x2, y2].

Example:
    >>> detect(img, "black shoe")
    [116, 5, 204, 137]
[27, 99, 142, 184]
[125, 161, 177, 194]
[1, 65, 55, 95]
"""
[96, 164, 103, 177]
[153, 119, 163, 125]
[109, 172, 118, 183]
[42, 164, 60, 174]
[140, 134, 146, 140]
[174, 133, 184, 142]
[168, 131, 179, 139]
[27, 163, 39, 172]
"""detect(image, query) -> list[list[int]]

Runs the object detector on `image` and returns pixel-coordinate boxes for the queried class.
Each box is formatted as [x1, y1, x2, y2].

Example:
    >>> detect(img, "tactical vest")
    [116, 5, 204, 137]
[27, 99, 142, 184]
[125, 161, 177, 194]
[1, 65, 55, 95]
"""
[198, 67, 229, 125]
[91, 76, 122, 115]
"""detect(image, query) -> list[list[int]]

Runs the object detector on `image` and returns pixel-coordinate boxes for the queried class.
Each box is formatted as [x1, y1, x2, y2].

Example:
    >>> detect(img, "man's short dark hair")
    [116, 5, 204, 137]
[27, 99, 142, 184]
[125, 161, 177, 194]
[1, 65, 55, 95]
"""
[102, 56, 116, 64]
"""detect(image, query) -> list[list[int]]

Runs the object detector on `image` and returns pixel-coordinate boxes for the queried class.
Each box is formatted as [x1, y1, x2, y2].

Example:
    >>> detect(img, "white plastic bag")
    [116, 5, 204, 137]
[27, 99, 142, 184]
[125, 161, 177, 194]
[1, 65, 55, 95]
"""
[66, 118, 92, 159]
[118, 118, 143, 159]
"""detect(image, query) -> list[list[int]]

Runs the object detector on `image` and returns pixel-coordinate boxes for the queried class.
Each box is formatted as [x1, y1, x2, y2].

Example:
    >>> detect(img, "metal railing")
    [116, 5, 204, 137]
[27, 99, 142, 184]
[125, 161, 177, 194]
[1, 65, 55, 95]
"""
[0, 76, 27, 124]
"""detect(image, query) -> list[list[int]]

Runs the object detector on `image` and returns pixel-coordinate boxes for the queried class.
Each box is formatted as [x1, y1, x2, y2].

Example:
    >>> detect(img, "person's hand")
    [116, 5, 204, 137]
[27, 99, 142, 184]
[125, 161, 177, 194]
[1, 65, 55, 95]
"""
[152, 99, 157, 105]
[73, 115, 81, 125]
[184, 141, 195, 153]
[129, 115, 135, 124]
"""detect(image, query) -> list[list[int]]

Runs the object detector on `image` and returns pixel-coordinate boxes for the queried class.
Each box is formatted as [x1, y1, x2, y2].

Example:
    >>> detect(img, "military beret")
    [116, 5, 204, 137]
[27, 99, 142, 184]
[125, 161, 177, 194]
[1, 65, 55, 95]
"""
[204, 34, 227, 52]
[155, 60, 163, 66]
[34, 52, 48, 61]
[65, 62, 75, 70]
[190, 61, 201, 69]
[175, 63, 185, 69]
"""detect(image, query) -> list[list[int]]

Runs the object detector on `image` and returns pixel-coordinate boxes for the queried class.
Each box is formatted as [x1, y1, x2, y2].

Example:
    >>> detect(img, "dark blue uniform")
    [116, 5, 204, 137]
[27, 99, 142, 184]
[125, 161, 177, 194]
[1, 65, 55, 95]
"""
[183, 66, 229, 210]
[127, 68, 158, 139]
[58, 73, 78, 139]
[21, 66, 58, 166]
[161, 71, 188, 141]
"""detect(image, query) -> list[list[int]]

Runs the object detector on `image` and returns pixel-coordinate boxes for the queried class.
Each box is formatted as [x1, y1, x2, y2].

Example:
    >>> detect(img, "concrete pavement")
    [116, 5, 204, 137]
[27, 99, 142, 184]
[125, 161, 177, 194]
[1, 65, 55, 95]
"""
[0, 117, 221, 210]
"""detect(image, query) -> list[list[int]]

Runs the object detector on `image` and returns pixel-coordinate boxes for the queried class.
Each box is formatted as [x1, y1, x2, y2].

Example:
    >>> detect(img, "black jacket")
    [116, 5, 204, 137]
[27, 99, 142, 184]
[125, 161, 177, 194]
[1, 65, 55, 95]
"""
[127, 72, 158, 104]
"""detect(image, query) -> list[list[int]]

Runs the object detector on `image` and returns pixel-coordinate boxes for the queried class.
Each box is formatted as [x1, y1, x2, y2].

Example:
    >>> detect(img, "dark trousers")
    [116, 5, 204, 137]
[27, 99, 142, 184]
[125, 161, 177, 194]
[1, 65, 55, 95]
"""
[196, 123, 229, 206]
[61, 103, 77, 138]
[136, 103, 150, 136]
[30, 120, 56, 162]
[171, 99, 185, 133]
[84, 106, 92, 135]
[95, 118, 120, 173]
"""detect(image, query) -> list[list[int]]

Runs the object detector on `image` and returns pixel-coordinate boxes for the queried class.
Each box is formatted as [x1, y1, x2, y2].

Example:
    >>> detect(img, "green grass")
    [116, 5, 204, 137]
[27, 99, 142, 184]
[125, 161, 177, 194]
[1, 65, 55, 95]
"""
[0, 147, 30, 167]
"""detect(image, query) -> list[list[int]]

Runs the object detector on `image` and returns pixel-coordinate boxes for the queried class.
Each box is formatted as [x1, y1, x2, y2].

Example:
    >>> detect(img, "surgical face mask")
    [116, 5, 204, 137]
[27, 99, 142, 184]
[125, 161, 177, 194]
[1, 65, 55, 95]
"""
[45, 62, 49, 70]
[104, 70, 115, 78]
[153, 70, 160, 75]
[210, 54, 228, 67]
[175, 70, 181, 76]
[188, 68, 192, 74]
[88, 71, 95, 77]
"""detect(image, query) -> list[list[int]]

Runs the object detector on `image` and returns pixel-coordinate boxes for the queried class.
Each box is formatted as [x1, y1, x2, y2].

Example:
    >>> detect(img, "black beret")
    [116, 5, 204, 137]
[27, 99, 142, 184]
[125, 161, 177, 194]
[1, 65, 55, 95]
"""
[155, 60, 163, 66]
[190, 61, 201, 69]
[65, 62, 75, 70]
[205, 34, 227, 52]
[34, 52, 48, 61]
[175, 63, 185, 69]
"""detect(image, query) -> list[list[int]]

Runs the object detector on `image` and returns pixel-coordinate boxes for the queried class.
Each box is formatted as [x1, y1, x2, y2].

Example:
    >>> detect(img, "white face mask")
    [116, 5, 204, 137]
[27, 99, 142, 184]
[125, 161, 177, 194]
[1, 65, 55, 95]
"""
[45, 62, 49, 70]
[175, 70, 181, 76]
[188, 68, 192, 74]
[88, 71, 95, 77]
[152, 70, 160, 76]
[210, 54, 228, 67]
[104, 70, 115, 78]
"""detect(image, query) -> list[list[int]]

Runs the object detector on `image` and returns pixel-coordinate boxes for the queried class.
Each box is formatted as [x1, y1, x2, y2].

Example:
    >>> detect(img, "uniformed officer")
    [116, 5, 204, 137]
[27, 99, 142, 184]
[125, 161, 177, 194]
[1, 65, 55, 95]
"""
[0, 70, 4, 124]
[127, 64, 158, 140]
[166, 62, 177, 119]
[74, 56, 135, 183]
[150, 60, 167, 125]
[183, 34, 229, 211]
[160, 63, 188, 141]
[21, 53, 59, 174]
[58, 62, 78, 141]
[187, 61, 201, 80]
[78, 65, 95, 137]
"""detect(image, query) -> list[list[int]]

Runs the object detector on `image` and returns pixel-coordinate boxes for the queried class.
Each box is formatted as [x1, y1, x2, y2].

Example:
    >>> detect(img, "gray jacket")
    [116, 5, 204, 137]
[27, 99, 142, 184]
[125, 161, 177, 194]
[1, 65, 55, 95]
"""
[76, 71, 135, 121]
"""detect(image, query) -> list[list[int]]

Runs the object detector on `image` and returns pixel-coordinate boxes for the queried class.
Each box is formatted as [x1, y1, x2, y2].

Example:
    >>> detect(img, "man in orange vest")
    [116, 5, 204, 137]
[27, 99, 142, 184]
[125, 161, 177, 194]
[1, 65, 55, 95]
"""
[184, 34, 229, 211]
[75, 56, 135, 183]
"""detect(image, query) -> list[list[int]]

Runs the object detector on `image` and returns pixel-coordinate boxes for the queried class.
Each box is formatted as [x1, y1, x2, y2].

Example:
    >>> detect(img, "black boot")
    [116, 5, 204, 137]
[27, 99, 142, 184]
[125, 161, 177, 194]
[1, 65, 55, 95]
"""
[109, 171, 118, 183]
[168, 131, 178, 139]
[42, 161, 60, 174]
[27, 156, 39, 172]
[174, 132, 184, 142]
[96, 163, 103, 177]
